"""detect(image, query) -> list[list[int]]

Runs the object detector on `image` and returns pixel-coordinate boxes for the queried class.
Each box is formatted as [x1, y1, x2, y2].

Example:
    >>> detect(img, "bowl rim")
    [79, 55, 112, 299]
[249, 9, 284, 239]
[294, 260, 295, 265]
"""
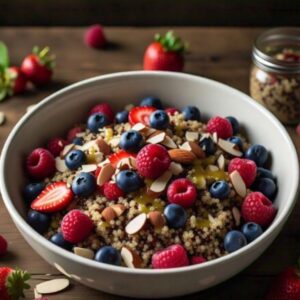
[0, 70, 299, 275]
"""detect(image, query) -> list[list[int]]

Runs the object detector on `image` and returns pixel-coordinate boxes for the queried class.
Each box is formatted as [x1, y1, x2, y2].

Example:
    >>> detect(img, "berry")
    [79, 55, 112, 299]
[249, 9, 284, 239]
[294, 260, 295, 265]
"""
[228, 158, 257, 187]
[87, 113, 110, 133]
[67, 126, 83, 142]
[228, 136, 243, 150]
[23, 182, 45, 205]
[128, 106, 156, 126]
[65, 150, 86, 170]
[164, 204, 187, 229]
[31, 182, 74, 213]
[47, 137, 67, 157]
[27, 209, 51, 234]
[149, 110, 169, 129]
[167, 178, 197, 208]
[26, 148, 55, 179]
[256, 167, 276, 181]
[88, 102, 114, 122]
[191, 256, 206, 265]
[103, 182, 124, 201]
[297, 123, 300, 136]
[72, 137, 84, 145]
[0, 235, 7, 257]
[7, 66, 28, 94]
[72, 172, 97, 197]
[116, 170, 143, 193]
[224, 230, 247, 253]
[50, 232, 73, 250]
[61, 209, 94, 243]
[84, 24, 106, 49]
[152, 244, 189, 269]
[182, 106, 201, 121]
[253, 177, 277, 200]
[242, 192, 277, 227]
[108, 150, 136, 168]
[115, 110, 129, 124]
[165, 107, 179, 116]
[136, 144, 171, 179]
[245, 144, 268, 167]
[199, 137, 216, 155]
[119, 130, 144, 153]
[241, 222, 263, 243]
[206, 116, 233, 139]
[95, 246, 121, 266]
[226, 116, 239, 134]
[209, 180, 230, 199]
[140, 97, 163, 109]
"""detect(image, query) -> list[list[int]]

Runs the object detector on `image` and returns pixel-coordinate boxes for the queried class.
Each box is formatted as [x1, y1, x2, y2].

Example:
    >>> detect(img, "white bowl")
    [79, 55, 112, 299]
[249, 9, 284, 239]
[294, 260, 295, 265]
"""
[0, 71, 298, 298]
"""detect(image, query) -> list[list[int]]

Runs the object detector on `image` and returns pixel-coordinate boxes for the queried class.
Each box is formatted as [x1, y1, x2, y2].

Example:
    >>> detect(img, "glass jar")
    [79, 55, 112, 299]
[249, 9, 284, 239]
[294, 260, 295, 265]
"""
[250, 28, 300, 124]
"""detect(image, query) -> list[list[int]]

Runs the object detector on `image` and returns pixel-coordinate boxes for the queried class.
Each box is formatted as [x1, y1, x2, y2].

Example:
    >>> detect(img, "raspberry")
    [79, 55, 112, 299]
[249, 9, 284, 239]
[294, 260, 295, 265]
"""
[0, 235, 7, 257]
[84, 24, 106, 49]
[103, 182, 124, 201]
[61, 209, 94, 243]
[165, 107, 179, 116]
[88, 103, 115, 122]
[242, 192, 277, 227]
[47, 137, 67, 157]
[167, 178, 197, 208]
[206, 116, 233, 139]
[26, 148, 55, 179]
[228, 158, 257, 187]
[67, 126, 83, 142]
[152, 244, 189, 269]
[191, 256, 206, 265]
[136, 144, 171, 179]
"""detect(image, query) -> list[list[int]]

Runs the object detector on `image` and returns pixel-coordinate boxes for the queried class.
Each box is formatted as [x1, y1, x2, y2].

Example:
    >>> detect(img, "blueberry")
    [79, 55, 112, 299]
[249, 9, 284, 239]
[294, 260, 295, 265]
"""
[224, 230, 247, 253]
[226, 116, 239, 134]
[253, 178, 277, 200]
[119, 130, 144, 152]
[72, 172, 96, 197]
[199, 137, 216, 155]
[23, 182, 45, 204]
[245, 144, 268, 167]
[27, 209, 51, 234]
[72, 137, 84, 145]
[65, 150, 86, 170]
[116, 110, 129, 123]
[164, 204, 187, 229]
[50, 232, 73, 250]
[241, 222, 263, 243]
[182, 106, 201, 121]
[87, 113, 110, 133]
[257, 167, 276, 182]
[210, 180, 230, 199]
[140, 97, 163, 109]
[149, 110, 169, 129]
[116, 170, 143, 193]
[228, 136, 243, 150]
[95, 246, 121, 266]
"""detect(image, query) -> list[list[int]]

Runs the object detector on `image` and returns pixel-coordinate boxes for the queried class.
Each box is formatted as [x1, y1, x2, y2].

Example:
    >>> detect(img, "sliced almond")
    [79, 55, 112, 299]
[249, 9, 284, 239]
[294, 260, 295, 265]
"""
[217, 139, 243, 157]
[98, 158, 110, 167]
[125, 213, 147, 235]
[185, 131, 199, 142]
[168, 149, 196, 164]
[142, 127, 156, 137]
[150, 170, 172, 193]
[132, 123, 146, 131]
[146, 132, 166, 144]
[217, 154, 225, 170]
[129, 157, 137, 169]
[206, 165, 219, 172]
[148, 211, 165, 228]
[116, 157, 131, 170]
[74, 247, 94, 259]
[111, 204, 126, 216]
[81, 164, 97, 172]
[60, 143, 75, 158]
[101, 206, 117, 222]
[212, 132, 218, 143]
[188, 141, 205, 158]
[96, 138, 111, 155]
[180, 141, 192, 151]
[75, 132, 86, 138]
[161, 135, 177, 149]
[35, 278, 70, 294]
[0, 112, 5, 126]
[169, 162, 183, 175]
[109, 136, 120, 147]
[121, 247, 142, 268]
[79, 140, 97, 152]
[97, 163, 115, 186]
[232, 207, 241, 226]
[229, 170, 247, 198]
[55, 157, 68, 172]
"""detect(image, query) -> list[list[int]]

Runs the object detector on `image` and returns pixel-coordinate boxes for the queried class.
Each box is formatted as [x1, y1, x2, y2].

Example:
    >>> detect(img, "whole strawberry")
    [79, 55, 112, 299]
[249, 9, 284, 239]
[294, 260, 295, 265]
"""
[7, 67, 28, 95]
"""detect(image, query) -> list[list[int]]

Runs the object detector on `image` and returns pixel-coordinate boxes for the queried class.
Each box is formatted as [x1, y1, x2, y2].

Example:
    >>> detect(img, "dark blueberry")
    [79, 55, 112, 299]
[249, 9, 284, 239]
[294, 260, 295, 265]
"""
[23, 182, 45, 204]
[140, 97, 163, 109]
[164, 204, 187, 229]
[95, 246, 121, 266]
[27, 209, 51, 234]
[72, 172, 96, 197]
[224, 230, 247, 253]
[50, 232, 73, 250]
[72, 137, 84, 145]
[228, 136, 243, 150]
[115, 110, 129, 124]
[245, 144, 268, 167]
[65, 150, 86, 170]
[149, 110, 169, 129]
[256, 167, 276, 182]
[210, 180, 230, 199]
[241, 222, 263, 243]
[182, 106, 201, 121]
[226, 116, 239, 134]
[199, 137, 216, 155]
[116, 170, 143, 193]
[119, 130, 144, 152]
[87, 113, 110, 133]
[253, 177, 277, 200]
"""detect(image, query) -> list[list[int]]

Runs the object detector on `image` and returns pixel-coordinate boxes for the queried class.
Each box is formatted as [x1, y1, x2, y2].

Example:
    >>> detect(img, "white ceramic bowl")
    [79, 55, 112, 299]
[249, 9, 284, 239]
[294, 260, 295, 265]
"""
[0, 71, 299, 298]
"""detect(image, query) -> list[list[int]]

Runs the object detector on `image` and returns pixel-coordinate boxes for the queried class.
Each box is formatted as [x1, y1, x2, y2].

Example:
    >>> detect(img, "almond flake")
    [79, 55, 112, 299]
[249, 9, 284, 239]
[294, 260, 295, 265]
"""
[75, 132, 86, 138]
[36, 278, 70, 294]
[217, 154, 225, 170]
[229, 170, 247, 198]
[98, 158, 110, 167]
[111, 204, 126, 216]
[188, 141, 205, 158]
[55, 157, 68, 172]
[232, 207, 241, 226]
[150, 170, 172, 193]
[81, 164, 97, 172]
[218, 139, 243, 157]
[109, 136, 120, 147]
[131, 123, 146, 131]
[121, 247, 142, 268]
[96, 138, 111, 155]
[74, 247, 94, 259]
[0, 112, 5, 126]
[206, 165, 219, 172]
[129, 157, 137, 169]
[169, 162, 183, 175]
[146, 132, 166, 144]
[102, 206, 117, 222]
[125, 213, 147, 235]
[97, 163, 115, 186]
[180, 141, 192, 151]
[60, 143, 75, 158]
[142, 127, 156, 137]
[168, 149, 196, 164]
[212, 132, 218, 143]
[161, 135, 177, 149]
[185, 131, 199, 142]
[116, 158, 131, 170]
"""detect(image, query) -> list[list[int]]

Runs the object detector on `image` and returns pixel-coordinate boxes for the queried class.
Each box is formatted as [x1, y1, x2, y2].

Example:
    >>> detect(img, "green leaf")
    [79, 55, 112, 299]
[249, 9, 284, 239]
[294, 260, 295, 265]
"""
[0, 42, 9, 68]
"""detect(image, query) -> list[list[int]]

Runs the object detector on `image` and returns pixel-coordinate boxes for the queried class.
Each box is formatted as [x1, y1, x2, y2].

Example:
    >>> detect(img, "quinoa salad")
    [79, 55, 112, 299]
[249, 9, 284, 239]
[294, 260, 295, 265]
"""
[24, 97, 278, 269]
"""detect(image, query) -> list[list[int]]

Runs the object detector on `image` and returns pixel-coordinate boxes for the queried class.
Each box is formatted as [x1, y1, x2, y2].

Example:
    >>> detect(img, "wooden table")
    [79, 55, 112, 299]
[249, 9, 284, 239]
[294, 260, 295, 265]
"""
[0, 27, 299, 299]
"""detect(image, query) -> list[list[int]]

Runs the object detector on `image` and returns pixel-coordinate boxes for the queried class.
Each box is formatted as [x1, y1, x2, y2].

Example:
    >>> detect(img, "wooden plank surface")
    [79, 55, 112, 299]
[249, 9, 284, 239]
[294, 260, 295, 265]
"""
[0, 27, 299, 299]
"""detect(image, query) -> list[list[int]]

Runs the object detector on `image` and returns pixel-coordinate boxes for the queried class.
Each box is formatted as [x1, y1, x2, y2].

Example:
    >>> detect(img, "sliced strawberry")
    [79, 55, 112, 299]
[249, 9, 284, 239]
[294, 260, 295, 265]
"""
[108, 150, 136, 168]
[31, 182, 74, 213]
[128, 106, 156, 125]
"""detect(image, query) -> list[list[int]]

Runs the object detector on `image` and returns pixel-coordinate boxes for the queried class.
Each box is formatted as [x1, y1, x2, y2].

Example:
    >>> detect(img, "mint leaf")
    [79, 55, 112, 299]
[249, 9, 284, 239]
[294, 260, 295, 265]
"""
[0, 42, 9, 68]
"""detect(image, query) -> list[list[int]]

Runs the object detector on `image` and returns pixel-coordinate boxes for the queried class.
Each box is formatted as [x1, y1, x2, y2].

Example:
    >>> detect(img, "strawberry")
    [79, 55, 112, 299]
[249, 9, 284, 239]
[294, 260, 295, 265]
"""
[128, 106, 156, 126]
[143, 31, 187, 72]
[0, 267, 30, 300]
[108, 150, 136, 168]
[7, 67, 28, 94]
[0, 235, 8, 257]
[84, 24, 107, 49]
[31, 182, 74, 213]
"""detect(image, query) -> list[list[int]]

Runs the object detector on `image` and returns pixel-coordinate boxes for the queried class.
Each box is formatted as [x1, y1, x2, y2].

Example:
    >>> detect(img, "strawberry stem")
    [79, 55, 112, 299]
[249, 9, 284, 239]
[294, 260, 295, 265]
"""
[155, 31, 188, 54]
[32, 46, 55, 70]
[7, 268, 30, 300]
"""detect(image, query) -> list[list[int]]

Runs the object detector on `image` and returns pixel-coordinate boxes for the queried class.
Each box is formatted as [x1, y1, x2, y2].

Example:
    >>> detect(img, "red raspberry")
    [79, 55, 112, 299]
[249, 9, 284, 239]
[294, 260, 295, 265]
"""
[206, 116, 233, 139]
[26, 148, 55, 179]
[242, 192, 277, 227]
[67, 126, 83, 142]
[47, 137, 67, 157]
[167, 178, 197, 208]
[103, 182, 124, 201]
[88, 102, 115, 122]
[165, 107, 179, 116]
[84, 24, 106, 49]
[136, 144, 171, 179]
[228, 158, 257, 187]
[152, 244, 189, 269]
[61, 209, 94, 243]
[0, 235, 7, 257]
[191, 256, 206, 265]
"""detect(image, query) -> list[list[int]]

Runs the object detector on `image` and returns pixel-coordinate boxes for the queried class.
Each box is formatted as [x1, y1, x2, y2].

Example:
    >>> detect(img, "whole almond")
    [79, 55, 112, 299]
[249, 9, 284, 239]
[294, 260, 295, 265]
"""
[111, 204, 126, 216]
[101, 207, 117, 222]
[168, 149, 196, 164]
[188, 141, 205, 158]
[148, 211, 165, 228]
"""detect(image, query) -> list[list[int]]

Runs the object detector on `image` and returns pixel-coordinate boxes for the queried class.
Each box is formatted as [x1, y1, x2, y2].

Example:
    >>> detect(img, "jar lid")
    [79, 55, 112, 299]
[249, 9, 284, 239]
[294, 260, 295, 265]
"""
[252, 27, 300, 73]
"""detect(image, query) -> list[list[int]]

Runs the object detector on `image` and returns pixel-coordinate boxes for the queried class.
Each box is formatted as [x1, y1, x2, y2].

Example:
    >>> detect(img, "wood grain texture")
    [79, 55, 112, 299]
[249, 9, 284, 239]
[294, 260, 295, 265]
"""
[0, 27, 299, 299]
